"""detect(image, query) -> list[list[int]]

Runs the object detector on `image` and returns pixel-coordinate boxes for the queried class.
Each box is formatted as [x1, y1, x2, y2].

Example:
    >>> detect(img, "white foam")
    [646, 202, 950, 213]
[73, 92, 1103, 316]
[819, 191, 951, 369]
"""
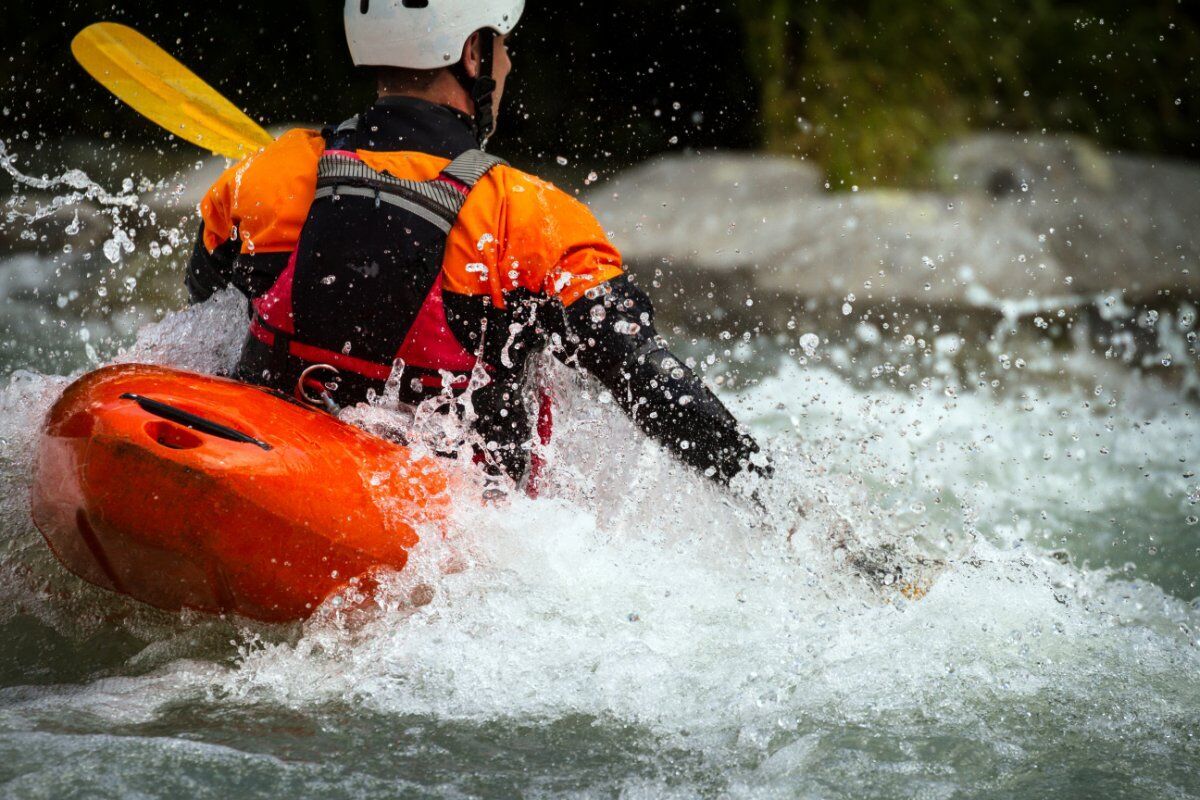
[0, 284, 1196, 795]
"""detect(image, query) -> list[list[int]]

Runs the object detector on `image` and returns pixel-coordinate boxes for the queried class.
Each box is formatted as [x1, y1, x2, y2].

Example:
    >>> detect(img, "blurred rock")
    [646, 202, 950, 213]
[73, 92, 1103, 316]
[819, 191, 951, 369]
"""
[934, 133, 1116, 195]
[589, 139, 1200, 309]
[589, 152, 823, 271]
[588, 153, 1067, 305]
[935, 133, 1200, 295]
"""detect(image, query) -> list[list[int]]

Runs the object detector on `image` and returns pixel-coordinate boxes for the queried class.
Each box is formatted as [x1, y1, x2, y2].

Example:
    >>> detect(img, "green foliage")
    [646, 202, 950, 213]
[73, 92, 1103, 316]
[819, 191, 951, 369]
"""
[738, 0, 1199, 187]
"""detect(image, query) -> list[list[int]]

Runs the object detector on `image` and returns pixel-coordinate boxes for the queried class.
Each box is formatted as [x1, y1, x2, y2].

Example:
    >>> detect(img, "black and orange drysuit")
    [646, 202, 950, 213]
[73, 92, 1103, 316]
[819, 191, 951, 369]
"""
[187, 97, 761, 485]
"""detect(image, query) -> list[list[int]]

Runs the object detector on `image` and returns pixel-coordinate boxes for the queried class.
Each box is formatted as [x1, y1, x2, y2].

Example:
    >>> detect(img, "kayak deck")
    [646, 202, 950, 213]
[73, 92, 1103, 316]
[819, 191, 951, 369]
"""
[30, 364, 450, 621]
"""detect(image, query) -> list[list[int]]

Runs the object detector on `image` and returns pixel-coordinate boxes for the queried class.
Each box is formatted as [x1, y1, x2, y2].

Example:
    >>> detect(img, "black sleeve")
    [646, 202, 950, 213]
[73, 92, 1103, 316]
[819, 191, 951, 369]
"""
[556, 276, 765, 485]
[185, 222, 292, 305]
[185, 222, 238, 304]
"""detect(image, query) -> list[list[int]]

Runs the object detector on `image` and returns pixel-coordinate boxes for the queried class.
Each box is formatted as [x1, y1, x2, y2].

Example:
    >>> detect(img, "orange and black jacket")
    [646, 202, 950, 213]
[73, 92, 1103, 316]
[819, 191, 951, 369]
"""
[187, 97, 761, 483]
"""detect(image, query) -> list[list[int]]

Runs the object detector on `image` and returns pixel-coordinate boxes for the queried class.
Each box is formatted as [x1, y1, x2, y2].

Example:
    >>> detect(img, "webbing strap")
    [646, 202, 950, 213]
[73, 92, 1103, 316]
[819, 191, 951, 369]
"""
[317, 155, 466, 214]
[315, 148, 506, 223]
[312, 185, 456, 233]
[251, 315, 473, 388]
[442, 150, 506, 189]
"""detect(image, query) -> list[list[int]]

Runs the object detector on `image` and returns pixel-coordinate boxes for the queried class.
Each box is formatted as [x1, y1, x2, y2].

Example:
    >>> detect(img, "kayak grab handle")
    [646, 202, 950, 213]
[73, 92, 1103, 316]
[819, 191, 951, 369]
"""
[120, 393, 272, 451]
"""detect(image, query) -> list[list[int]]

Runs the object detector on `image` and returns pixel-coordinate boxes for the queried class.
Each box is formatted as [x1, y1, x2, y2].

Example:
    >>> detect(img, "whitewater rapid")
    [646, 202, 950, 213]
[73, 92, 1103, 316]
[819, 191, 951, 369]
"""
[1, 142, 1198, 796]
[0, 291, 1196, 797]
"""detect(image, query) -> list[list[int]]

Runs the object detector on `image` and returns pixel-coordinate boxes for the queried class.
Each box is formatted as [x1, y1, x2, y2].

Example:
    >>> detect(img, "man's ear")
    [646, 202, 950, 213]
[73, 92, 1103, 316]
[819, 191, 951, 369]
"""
[460, 31, 482, 79]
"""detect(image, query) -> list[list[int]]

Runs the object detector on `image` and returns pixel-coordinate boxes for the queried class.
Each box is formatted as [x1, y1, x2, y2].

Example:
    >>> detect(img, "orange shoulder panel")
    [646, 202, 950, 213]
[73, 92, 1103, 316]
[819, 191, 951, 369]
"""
[443, 165, 624, 307]
[203, 140, 624, 308]
[356, 150, 449, 182]
[200, 129, 324, 255]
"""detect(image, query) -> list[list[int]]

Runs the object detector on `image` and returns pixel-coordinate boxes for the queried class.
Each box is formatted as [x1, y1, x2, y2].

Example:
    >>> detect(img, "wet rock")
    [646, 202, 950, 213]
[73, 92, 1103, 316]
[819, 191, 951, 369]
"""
[589, 139, 1200, 309]
[749, 190, 1067, 305]
[588, 154, 1067, 305]
[934, 133, 1117, 196]
[588, 151, 823, 273]
[935, 133, 1200, 295]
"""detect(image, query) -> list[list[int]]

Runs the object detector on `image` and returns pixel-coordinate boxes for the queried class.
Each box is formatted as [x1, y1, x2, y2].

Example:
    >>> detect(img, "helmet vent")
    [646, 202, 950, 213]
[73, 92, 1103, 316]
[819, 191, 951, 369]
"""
[360, 0, 369, 13]
[402, 0, 430, 7]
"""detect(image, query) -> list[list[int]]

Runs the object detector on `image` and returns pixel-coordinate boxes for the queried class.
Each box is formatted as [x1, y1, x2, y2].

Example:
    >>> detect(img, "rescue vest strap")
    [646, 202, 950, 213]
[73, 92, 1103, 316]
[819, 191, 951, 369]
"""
[250, 314, 471, 389]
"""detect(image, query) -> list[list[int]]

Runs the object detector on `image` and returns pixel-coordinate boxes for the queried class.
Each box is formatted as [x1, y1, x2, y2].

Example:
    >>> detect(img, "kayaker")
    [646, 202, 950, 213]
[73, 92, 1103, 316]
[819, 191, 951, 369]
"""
[185, 0, 765, 491]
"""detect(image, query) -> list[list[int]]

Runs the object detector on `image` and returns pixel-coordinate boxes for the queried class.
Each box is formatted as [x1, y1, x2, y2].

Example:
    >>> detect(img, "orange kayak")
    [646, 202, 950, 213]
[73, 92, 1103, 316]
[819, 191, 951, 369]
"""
[30, 364, 451, 622]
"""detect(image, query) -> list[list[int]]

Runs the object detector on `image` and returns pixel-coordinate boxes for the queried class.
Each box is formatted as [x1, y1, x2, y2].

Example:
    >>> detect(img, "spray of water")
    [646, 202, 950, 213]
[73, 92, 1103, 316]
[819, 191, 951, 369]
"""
[0, 145, 1197, 796]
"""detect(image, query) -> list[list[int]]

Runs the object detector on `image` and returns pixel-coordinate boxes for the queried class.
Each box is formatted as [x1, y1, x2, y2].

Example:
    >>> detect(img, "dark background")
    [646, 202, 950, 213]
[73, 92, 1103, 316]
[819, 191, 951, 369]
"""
[1, 1, 758, 180]
[2, 1, 1197, 184]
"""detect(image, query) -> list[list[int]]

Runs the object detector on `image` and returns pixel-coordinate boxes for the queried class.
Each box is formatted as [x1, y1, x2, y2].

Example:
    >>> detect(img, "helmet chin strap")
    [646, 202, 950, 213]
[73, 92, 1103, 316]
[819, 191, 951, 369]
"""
[451, 29, 497, 149]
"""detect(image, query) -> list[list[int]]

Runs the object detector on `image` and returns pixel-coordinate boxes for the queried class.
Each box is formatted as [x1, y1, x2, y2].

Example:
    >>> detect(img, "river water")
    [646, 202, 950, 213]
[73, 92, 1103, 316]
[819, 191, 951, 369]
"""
[0, 144, 1197, 798]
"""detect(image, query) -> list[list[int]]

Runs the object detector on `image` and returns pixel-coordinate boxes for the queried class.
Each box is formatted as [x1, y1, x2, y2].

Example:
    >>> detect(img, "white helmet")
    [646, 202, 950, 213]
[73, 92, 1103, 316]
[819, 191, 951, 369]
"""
[344, 0, 525, 70]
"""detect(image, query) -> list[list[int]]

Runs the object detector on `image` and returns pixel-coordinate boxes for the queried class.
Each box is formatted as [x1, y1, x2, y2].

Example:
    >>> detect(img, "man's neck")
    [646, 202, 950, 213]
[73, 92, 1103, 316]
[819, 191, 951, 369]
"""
[377, 75, 473, 118]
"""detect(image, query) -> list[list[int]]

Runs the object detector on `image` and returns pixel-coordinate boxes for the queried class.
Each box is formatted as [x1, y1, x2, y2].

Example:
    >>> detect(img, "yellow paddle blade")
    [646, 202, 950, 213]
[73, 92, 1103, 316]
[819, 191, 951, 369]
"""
[71, 22, 274, 160]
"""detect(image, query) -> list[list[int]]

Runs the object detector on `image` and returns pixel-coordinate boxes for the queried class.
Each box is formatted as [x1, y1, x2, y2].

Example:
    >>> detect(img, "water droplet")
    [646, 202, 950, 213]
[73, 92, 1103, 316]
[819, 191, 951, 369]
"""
[799, 333, 820, 356]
